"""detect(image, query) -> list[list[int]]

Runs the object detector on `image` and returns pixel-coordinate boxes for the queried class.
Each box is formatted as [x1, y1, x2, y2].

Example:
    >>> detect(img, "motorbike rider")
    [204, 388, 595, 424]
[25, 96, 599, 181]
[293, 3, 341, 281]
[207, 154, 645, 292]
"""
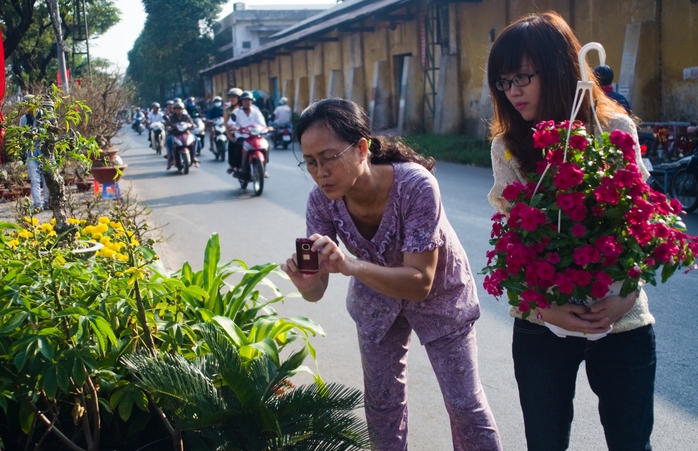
[206, 96, 225, 152]
[227, 91, 269, 177]
[185, 97, 201, 118]
[165, 101, 200, 170]
[132, 107, 145, 131]
[272, 97, 292, 127]
[146, 102, 165, 148]
[593, 65, 631, 114]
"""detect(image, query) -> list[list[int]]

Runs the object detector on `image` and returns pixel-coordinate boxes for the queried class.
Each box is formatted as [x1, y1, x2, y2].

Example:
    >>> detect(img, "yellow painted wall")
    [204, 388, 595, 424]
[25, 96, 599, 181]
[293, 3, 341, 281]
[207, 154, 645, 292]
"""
[661, 0, 698, 120]
[204, 0, 696, 134]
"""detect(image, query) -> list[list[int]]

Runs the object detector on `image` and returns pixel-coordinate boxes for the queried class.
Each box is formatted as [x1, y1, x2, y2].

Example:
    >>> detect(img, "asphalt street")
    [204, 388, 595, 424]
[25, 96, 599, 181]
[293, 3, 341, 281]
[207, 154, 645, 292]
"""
[116, 127, 698, 450]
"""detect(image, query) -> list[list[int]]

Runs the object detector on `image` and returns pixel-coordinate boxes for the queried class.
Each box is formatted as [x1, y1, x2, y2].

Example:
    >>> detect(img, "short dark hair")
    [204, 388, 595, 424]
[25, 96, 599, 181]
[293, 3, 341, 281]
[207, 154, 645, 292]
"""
[593, 65, 615, 86]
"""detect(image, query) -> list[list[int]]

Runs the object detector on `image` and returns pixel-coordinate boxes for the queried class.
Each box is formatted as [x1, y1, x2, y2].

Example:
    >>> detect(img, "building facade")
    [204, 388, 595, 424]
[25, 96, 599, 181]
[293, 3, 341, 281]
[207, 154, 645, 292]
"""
[202, 0, 698, 136]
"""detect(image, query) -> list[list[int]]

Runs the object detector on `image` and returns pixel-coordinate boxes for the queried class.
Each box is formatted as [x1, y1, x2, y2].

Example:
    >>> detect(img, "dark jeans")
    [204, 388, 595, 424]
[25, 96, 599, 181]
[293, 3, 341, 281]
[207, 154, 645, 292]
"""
[512, 319, 655, 451]
[228, 138, 244, 168]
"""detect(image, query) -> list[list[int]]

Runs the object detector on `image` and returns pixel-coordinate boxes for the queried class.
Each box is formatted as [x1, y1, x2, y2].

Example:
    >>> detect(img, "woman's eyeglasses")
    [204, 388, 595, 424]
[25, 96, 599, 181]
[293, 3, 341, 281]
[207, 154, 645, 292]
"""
[298, 142, 356, 173]
[495, 71, 540, 91]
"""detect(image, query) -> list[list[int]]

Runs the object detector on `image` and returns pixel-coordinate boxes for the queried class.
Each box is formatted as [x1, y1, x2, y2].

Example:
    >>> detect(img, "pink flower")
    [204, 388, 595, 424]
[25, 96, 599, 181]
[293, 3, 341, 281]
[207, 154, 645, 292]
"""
[571, 224, 586, 237]
[554, 163, 585, 190]
[613, 169, 638, 189]
[518, 300, 531, 313]
[503, 182, 526, 201]
[533, 126, 560, 149]
[491, 212, 506, 223]
[573, 245, 601, 266]
[569, 134, 588, 151]
[484, 274, 504, 296]
[553, 272, 575, 294]
[520, 207, 548, 231]
[594, 236, 622, 258]
[521, 289, 547, 304]
[594, 178, 620, 205]
[566, 268, 592, 286]
[628, 265, 642, 278]
[556, 192, 586, 212]
[534, 260, 556, 281]
[654, 241, 679, 263]
[546, 252, 561, 264]
[591, 281, 611, 299]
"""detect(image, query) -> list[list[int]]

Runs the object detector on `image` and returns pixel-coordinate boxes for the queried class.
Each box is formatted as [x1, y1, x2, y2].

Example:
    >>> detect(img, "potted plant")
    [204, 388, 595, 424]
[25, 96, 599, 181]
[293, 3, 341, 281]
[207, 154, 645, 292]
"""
[2, 87, 100, 243]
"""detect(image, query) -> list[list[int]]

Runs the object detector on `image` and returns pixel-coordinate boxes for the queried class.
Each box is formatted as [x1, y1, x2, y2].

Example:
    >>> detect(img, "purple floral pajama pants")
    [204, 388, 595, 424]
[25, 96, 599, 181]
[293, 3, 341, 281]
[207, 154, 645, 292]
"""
[358, 315, 502, 451]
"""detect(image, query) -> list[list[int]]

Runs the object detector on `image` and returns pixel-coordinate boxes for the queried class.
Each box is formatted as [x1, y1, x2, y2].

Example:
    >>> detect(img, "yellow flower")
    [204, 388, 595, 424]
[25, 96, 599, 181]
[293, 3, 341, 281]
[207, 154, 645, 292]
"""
[102, 248, 116, 258]
[99, 236, 111, 245]
[23, 217, 39, 226]
[116, 253, 129, 262]
[98, 216, 110, 224]
[17, 230, 33, 239]
[110, 221, 123, 230]
[7, 239, 19, 248]
[50, 218, 56, 225]
[83, 225, 94, 235]
[96, 223, 109, 234]
[67, 218, 80, 225]
[47, 230, 56, 237]
[91, 232, 102, 240]
[115, 271, 124, 277]
[130, 237, 139, 246]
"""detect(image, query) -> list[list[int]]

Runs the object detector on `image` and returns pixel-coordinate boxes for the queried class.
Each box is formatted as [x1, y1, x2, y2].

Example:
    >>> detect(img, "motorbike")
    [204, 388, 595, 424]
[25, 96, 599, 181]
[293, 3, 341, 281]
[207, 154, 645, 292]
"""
[273, 123, 293, 149]
[149, 121, 165, 155]
[171, 122, 196, 175]
[233, 124, 270, 196]
[670, 125, 698, 212]
[210, 117, 228, 161]
[192, 117, 206, 155]
[132, 117, 145, 135]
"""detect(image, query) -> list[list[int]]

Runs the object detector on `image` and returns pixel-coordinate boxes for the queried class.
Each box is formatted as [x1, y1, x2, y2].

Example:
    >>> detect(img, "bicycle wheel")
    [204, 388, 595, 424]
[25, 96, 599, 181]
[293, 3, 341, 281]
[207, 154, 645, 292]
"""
[671, 167, 698, 212]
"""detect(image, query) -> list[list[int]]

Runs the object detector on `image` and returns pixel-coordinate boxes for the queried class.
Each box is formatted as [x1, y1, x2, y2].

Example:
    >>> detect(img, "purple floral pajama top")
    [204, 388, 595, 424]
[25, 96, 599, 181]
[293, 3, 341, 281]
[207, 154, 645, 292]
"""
[306, 162, 481, 345]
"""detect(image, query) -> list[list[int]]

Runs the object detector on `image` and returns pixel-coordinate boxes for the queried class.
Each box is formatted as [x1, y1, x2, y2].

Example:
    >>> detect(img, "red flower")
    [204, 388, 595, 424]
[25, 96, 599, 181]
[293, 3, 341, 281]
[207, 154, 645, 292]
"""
[554, 162, 585, 190]
[533, 126, 560, 149]
[503, 182, 526, 201]
[628, 265, 642, 278]
[594, 236, 622, 258]
[571, 224, 586, 237]
[591, 281, 611, 299]
[573, 245, 601, 266]
[569, 134, 588, 151]
[653, 241, 679, 263]
[546, 252, 561, 264]
[566, 268, 592, 286]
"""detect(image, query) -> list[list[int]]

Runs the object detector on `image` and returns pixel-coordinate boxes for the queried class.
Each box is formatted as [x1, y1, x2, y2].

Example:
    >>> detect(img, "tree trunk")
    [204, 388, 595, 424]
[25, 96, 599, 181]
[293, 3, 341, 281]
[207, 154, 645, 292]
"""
[40, 124, 74, 241]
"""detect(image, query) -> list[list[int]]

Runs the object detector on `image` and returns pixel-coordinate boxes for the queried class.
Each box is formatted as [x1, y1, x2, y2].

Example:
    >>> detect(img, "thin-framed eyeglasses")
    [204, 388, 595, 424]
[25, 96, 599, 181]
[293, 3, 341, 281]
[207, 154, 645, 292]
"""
[495, 71, 540, 91]
[298, 141, 357, 173]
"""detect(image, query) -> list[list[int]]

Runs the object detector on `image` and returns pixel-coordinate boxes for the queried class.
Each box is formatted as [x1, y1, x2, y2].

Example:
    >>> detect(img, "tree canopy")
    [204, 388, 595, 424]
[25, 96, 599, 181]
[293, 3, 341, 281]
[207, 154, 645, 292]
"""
[127, 0, 227, 105]
[1, 0, 120, 91]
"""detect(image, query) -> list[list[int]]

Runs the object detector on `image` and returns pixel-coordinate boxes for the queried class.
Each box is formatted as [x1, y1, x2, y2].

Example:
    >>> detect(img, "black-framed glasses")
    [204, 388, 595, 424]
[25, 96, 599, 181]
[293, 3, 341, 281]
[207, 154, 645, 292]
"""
[495, 71, 540, 91]
[298, 142, 356, 173]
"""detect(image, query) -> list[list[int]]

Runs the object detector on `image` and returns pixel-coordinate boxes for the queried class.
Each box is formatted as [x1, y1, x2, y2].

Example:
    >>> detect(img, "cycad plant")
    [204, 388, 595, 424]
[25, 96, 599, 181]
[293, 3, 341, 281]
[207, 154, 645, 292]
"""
[122, 323, 370, 451]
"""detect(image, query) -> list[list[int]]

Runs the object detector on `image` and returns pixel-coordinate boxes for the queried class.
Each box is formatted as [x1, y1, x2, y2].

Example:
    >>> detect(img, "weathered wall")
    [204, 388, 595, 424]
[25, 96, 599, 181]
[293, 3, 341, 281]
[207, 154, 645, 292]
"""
[204, 0, 697, 136]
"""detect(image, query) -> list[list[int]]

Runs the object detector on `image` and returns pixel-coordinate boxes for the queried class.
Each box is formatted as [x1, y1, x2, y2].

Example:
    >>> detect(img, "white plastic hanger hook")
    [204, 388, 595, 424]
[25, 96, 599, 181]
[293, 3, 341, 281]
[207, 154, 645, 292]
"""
[578, 42, 606, 82]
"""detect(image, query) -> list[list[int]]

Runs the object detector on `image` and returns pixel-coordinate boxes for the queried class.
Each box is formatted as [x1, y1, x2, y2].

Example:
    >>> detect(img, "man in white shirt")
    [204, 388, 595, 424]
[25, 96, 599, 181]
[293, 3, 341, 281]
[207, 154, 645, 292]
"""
[227, 91, 268, 175]
[272, 97, 292, 126]
[146, 102, 166, 150]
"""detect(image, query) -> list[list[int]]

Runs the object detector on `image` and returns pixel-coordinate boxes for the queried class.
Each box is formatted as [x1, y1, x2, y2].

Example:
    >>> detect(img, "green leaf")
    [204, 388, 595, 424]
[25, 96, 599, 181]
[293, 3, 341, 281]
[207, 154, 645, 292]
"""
[43, 366, 58, 399]
[0, 312, 29, 334]
[212, 316, 247, 347]
[73, 358, 87, 387]
[18, 401, 35, 434]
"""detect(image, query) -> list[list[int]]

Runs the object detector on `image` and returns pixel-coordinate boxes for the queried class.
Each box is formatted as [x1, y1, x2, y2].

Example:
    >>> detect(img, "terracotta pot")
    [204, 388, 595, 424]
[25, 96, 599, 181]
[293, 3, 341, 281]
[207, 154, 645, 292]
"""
[75, 178, 94, 192]
[90, 165, 127, 184]
[4, 190, 21, 200]
[21, 185, 32, 196]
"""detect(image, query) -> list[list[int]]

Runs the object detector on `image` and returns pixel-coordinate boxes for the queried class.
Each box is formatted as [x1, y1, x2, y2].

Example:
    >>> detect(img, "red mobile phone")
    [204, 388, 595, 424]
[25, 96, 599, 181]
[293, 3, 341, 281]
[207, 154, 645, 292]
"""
[296, 238, 319, 273]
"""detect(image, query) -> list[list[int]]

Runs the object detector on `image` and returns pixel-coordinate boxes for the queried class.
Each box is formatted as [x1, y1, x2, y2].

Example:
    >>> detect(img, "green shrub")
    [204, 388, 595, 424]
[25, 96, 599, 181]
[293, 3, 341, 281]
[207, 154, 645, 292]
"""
[403, 134, 492, 167]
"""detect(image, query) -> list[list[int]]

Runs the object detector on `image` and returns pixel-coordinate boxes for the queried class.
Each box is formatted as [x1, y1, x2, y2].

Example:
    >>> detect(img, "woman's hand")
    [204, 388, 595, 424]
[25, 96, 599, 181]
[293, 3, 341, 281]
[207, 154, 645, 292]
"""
[536, 303, 612, 335]
[576, 290, 638, 327]
[310, 233, 357, 276]
[280, 250, 327, 302]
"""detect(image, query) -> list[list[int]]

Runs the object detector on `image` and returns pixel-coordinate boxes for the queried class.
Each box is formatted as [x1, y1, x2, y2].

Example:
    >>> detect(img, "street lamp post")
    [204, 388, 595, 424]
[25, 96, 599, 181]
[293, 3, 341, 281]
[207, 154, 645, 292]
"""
[47, 0, 70, 94]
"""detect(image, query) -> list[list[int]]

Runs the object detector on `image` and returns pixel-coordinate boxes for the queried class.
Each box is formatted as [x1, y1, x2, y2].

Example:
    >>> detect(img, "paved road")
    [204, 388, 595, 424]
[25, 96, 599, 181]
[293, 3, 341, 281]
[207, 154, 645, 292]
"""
[116, 129, 698, 450]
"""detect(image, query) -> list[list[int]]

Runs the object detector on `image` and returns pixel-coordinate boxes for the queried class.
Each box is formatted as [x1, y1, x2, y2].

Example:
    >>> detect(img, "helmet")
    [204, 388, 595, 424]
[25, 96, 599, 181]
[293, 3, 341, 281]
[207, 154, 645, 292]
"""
[166, 100, 174, 106]
[173, 97, 182, 103]
[593, 65, 614, 86]
[228, 88, 243, 97]
[173, 101, 184, 110]
[186, 97, 195, 106]
[239, 91, 254, 101]
[279, 97, 288, 105]
[151, 102, 160, 108]
[213, 96, 222, 102]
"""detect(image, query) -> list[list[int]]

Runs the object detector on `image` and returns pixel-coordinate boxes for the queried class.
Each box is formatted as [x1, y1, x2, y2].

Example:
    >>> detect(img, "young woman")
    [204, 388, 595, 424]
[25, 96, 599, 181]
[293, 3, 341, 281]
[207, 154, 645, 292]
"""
[281, 98, 501, 451]
[487, 12, 655, 451]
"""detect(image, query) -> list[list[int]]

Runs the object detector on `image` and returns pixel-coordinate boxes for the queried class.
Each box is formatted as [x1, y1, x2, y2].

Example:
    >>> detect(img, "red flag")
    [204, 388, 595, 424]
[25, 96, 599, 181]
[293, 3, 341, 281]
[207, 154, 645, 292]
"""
[1, 27, 5, 159]
[0, 27, 5, 102]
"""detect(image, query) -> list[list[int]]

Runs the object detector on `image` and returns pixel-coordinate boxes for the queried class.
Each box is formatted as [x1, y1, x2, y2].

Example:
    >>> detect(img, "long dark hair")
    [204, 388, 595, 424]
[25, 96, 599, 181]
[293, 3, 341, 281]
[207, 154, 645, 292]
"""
[487, 12, 626, 173]
[295, 98, 435, 172]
